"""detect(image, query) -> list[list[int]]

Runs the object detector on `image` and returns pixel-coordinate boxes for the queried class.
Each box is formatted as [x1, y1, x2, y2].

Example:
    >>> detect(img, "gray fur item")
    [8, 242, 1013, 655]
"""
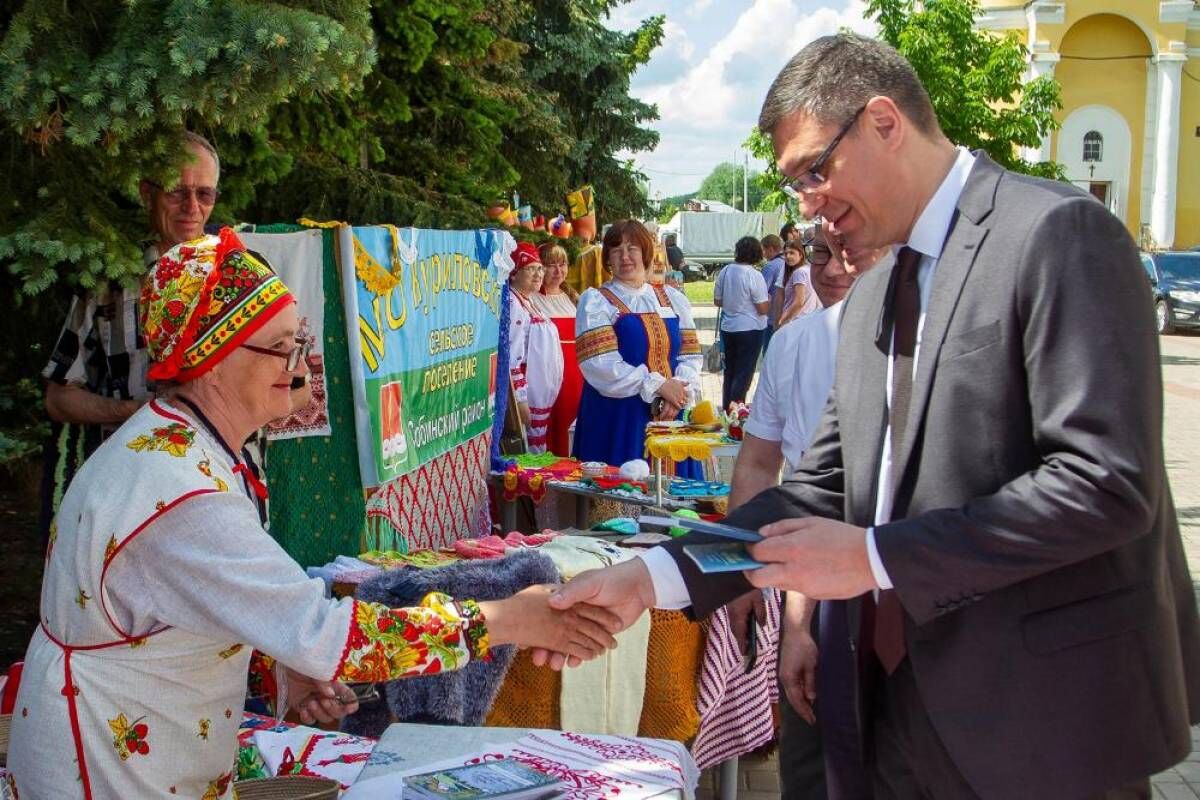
[343, 549, 559, 737]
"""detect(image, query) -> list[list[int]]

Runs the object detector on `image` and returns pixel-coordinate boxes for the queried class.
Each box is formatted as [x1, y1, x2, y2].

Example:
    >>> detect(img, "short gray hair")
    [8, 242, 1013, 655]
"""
[182, 131, 220, 179]
[758, 34, 939, 139]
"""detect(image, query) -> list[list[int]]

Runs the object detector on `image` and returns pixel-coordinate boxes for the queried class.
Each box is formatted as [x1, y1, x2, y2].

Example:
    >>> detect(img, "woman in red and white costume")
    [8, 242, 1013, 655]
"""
[507, 242, 564, 454]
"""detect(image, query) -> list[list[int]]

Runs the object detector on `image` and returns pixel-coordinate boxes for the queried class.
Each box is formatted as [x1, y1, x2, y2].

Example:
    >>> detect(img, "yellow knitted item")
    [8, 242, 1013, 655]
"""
[485, 610, 704, 743]
[637, 610, 703, 742]
[644, 433, 727, 462]
[689, 399, 717, 425]
[486, 648, 561, 729]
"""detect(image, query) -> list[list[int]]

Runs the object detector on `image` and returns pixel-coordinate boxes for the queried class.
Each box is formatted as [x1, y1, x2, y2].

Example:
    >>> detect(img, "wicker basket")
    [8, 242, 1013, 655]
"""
[0, 712, 11, 768]
[233, 776, 339, 800]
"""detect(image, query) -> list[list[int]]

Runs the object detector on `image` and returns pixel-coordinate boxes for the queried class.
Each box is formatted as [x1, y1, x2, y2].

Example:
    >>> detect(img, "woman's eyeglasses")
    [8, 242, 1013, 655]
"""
[241, 338, 311, 371]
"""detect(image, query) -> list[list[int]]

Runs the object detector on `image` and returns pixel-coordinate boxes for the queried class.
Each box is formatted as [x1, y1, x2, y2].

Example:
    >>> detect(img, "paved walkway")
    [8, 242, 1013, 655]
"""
[689, 309, 1200, 798]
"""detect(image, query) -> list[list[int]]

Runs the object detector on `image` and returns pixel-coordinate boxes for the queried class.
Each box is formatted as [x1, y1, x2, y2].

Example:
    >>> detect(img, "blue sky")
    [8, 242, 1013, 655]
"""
[607, 0, 877, 199]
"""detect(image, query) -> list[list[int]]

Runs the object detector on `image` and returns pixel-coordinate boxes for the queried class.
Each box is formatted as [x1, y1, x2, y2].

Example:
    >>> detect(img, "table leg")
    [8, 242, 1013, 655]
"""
[502, 498, 517, 533]
[655, 456, 664, 507]
[718, 757, 739, 800]
[575, 494, 591, 530]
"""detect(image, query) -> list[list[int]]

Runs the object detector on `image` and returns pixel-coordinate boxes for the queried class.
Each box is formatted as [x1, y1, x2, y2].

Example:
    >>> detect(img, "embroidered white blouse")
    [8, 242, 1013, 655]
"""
[575, 280, 702, 403]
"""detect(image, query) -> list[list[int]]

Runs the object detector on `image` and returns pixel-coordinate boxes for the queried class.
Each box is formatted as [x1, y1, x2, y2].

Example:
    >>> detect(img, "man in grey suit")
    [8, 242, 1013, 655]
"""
[540, 33, 1200, 799]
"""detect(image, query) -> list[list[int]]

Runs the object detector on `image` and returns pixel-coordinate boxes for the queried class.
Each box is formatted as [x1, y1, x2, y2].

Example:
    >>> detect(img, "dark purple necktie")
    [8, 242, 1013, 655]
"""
[873, 245, 921, 674]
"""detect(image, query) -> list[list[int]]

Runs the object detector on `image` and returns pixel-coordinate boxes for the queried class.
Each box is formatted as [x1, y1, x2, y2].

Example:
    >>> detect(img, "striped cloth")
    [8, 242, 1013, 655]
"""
[690, 589, 782, 769]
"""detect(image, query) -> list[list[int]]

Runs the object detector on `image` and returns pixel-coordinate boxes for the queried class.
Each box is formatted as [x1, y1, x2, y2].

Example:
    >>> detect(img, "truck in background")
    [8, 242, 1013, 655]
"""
[660, 208, 786, 278]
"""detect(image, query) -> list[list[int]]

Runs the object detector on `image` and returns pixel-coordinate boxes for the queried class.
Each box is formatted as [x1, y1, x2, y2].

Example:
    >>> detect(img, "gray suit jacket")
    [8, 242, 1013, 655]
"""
[664, 153, 1200, 799]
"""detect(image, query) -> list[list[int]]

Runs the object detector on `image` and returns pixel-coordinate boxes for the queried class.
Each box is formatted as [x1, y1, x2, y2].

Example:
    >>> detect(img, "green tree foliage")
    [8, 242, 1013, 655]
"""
[0, 0, 377, 293]
[743, 128, 793, 216]
[696, 162, 767, 212]
[244, 0, 542, 229]
[866, 0, 1063, 177]
[744, 0, 1064, 209]
[517, 1, 664, 220]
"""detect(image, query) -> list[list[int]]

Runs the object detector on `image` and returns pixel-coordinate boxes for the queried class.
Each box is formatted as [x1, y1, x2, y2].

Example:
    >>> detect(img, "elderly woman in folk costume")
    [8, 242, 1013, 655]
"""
[7, 229, 619, 800]
[507, 242, 564, 454]
[572, 220, 704, 476]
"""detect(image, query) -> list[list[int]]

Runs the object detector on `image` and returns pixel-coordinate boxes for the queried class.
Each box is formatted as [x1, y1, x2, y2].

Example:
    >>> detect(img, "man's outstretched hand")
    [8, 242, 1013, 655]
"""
[747, 517, 877, 599]
[530, 559, 658, 670]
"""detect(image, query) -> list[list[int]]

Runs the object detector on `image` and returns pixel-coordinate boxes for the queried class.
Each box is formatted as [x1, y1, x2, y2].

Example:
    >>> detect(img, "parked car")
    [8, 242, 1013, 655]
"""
[1141, 251, 1200, 334]
[679, 259, 707, 283]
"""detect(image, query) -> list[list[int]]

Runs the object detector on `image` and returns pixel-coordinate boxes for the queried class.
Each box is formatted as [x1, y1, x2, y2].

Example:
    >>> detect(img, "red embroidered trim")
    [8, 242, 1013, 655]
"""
[576, 326, 618, 362]
[679, 329, 701, 356]
[98, 487, 218, 639]
[332, 599, 360, 681]
[639, 313, 674, 380]
[597, 287, 631, 316]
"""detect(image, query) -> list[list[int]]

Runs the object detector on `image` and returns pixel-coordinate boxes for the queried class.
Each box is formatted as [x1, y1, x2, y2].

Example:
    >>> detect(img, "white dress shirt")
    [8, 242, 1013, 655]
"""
[865, 146, 976, 588]
[641, 146, 977, 608]
[745, 301, 845, 472]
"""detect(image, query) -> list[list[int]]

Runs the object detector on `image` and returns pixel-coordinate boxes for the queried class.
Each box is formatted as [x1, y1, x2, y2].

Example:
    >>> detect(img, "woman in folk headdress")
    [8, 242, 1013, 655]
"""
[7, 229, 617, 800]
[507, 242, 564, 454]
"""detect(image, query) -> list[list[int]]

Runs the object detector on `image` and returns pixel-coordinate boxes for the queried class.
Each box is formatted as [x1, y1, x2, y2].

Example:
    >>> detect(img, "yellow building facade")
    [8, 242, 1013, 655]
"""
[979, 0, 1200, 249]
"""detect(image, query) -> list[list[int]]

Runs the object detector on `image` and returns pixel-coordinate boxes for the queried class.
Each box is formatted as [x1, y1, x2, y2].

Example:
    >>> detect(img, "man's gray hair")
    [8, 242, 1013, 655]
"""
[758, 33, 939, 138]
[182, 130, 220, 179]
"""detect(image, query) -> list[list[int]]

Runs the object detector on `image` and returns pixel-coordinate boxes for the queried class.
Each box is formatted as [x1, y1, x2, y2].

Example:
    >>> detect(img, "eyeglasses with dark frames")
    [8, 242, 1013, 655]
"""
[805, 245, 833, 266]
[777, 105, 867, 199]
[241, 338, 311, 371]
[148, 181, 220, 207]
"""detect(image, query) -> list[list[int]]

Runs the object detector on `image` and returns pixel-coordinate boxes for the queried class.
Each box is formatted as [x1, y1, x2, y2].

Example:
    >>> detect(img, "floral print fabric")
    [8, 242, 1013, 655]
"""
[336, 594, 488, 682]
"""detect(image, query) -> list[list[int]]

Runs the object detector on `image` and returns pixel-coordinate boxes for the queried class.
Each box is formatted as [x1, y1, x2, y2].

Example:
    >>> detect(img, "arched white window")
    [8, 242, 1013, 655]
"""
[1083, 131, 1103, 162]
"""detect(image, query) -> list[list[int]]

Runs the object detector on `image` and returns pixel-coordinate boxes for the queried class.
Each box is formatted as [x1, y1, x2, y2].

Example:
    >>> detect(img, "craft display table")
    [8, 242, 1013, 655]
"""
[489, 472, 695, 531]
[642, 430, 741, 505]
[348, 723, 696, 799]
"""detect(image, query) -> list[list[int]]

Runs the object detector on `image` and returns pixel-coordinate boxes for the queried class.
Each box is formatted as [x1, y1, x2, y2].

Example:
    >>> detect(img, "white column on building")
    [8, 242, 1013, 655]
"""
[1023, 52, 1060, 164]
[1150, 53, 1186, 249]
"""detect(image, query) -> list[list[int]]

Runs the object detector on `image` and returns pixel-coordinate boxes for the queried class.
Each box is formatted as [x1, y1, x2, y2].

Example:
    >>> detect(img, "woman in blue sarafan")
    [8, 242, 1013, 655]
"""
[573, 219, 704, 478]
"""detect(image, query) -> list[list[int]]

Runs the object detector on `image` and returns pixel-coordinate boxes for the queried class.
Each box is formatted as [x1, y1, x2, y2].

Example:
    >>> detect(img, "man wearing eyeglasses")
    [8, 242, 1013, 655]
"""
[725, 222, 890, 800]
[41, 132, 220, 512]
[542, 33, 1199, 799]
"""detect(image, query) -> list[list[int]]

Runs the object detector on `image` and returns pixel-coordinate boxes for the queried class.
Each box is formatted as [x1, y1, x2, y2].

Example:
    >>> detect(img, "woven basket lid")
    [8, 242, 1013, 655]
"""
[233, 776, 340, 800]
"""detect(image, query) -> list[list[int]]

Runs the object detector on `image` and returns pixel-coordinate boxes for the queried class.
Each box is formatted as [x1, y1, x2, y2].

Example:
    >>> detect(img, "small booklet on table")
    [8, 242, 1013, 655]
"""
[637, 515, 766, 573]
[403, 759, 561, 800]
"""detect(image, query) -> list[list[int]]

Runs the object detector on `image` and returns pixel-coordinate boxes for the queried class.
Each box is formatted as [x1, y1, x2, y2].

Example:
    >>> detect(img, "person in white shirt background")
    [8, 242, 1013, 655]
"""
[726, 221, 891, 800]
[713, 236, 770, 409]
[759, 234, 786, 355]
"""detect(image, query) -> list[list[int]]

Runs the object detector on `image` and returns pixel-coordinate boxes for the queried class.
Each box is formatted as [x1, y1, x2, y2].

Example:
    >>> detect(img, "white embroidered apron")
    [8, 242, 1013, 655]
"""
[516, 295, 564, 453]
[8, 400, 257, 799]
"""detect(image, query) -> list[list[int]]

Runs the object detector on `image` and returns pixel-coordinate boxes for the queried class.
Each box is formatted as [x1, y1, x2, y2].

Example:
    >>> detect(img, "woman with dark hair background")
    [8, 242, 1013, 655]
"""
[714, 236, 769, 408]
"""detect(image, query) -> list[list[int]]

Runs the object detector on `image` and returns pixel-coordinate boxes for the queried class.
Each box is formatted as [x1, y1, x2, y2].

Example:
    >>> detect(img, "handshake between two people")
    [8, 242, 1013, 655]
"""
[531, 516, 877, 670]
[293, 516, 874, 722]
